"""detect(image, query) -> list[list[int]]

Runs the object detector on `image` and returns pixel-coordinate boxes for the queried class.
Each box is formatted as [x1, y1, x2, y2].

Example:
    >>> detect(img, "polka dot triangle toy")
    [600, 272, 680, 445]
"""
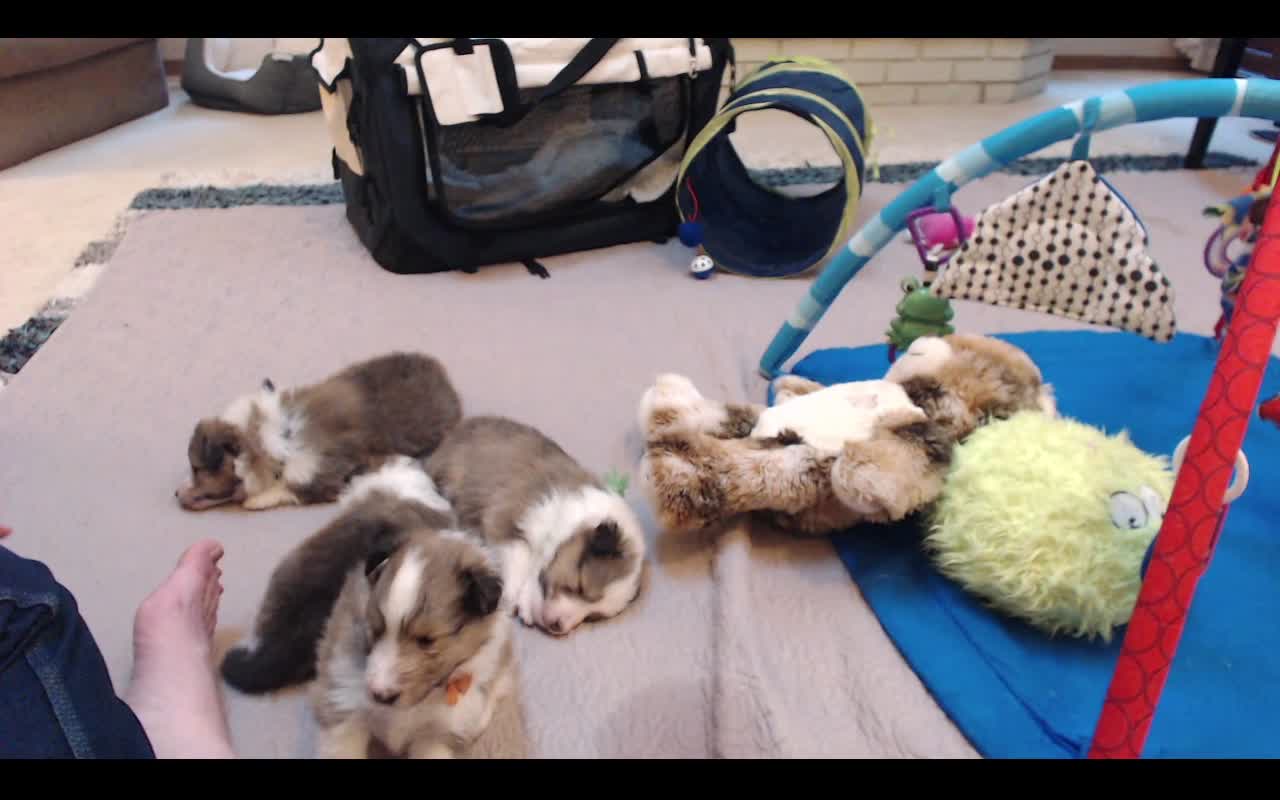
[931, 160, 1177, 343]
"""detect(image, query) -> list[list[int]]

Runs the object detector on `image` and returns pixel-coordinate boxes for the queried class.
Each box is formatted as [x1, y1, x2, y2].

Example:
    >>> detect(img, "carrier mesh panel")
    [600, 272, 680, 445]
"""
[425, 77, 687, 225]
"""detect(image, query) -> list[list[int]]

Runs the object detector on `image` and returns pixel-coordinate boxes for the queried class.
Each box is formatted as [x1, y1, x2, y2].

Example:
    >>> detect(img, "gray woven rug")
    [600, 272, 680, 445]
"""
[0, 151, 1259, 387]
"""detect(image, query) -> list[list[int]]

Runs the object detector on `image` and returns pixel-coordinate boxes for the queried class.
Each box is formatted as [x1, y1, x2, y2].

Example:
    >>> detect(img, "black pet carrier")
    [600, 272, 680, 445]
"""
[310, 38, 734, 276]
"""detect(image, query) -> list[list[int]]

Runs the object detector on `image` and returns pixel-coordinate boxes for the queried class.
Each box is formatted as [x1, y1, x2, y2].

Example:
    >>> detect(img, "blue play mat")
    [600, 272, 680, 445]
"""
[784, 330, 1280, 758]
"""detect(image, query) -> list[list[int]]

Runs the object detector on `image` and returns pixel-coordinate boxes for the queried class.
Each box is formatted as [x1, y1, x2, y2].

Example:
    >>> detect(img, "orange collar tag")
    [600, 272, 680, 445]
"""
[445, 673, 473, 706]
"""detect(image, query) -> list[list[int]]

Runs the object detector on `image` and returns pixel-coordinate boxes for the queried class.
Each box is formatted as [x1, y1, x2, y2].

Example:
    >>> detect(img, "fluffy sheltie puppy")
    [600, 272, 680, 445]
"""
[425, 415, 646, 637]
[220, 457, 456, 694]
[311, 526, 513, 759]
[176, 352, 461, 511]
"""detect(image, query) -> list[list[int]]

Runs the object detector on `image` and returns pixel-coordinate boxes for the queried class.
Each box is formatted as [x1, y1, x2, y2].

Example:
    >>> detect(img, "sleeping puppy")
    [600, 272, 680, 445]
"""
[312, 526, 513, 759]
[177, 352, 462, 512]
[425, 415, 646, 637]
[220, 457, 455, 694]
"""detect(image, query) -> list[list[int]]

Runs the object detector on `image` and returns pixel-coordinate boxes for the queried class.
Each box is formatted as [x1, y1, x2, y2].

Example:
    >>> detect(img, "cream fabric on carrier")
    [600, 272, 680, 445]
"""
[310, 37, 715, 196]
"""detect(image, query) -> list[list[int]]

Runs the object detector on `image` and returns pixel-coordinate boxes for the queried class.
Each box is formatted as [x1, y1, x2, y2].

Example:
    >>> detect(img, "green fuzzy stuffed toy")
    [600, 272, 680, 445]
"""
[926, 411, 1174, 642]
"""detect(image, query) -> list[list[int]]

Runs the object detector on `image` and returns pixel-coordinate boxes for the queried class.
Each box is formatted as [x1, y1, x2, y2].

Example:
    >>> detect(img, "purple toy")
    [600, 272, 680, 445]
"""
[904, 206, 975, 285]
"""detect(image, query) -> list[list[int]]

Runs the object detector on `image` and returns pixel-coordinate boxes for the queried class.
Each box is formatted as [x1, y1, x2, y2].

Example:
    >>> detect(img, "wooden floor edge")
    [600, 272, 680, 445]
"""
[1053, 54, 1196, 73]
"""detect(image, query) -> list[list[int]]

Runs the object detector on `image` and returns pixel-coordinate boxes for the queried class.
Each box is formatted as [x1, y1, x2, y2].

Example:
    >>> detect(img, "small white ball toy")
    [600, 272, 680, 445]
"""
[691, 254, 715, 280]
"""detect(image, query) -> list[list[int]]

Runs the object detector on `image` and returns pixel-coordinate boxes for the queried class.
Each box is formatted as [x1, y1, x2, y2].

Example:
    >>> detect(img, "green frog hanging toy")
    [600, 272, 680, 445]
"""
[886, 276, 955, 362]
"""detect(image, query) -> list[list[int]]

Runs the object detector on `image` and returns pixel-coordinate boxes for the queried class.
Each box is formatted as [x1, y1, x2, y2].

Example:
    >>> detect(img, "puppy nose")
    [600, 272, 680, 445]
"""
[547, 619, 564, 634]
[370, 688, 400, 705]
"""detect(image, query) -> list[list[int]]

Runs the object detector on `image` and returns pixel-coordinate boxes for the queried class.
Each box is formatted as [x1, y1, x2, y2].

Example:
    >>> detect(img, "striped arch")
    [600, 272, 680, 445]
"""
[760, 77, 1280, 378]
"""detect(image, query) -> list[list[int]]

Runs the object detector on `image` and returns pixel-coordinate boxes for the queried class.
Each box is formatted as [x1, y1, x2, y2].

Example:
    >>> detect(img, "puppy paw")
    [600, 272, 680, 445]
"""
[512, 581, 543, 628]
[316, 720, 372, 759]
[638, 374, 734, 437]
[513, 603, 535, 628]
[772, 375, 825, 404]
[832, 439, 943, 522]
[638, 374, 707, 433]
[409, 741, 455, 760]
[242, 486, 300, 511]
[241, 495, 274, 511]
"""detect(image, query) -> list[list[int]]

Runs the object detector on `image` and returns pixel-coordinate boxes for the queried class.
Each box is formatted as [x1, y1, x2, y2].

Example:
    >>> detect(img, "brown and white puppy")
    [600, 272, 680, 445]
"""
[220, 457, 456, 694]
[425, 416, 646, 638]
[177, 352, 462, 512]
[637, 333, 1056, 536]
[311, 526, 513, 759]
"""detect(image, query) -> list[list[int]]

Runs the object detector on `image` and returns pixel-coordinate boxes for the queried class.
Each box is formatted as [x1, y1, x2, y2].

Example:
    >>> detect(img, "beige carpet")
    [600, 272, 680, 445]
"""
[0, 167, 1262, 758]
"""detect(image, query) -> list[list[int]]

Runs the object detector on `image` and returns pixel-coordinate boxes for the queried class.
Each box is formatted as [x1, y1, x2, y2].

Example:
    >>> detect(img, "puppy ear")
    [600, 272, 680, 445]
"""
[588, 521, 623, 559]
[363, 522, 404, 583]
[364, 550, 392, 584]
[221, 432, 241, 457]
[262, 378, 276, 393]
[192, 421, 241, 471]
[202, 434, 226, 472]
[460, 566, 503, 618]
[364, 518, 414, 569]
[188, 424, 208, 464]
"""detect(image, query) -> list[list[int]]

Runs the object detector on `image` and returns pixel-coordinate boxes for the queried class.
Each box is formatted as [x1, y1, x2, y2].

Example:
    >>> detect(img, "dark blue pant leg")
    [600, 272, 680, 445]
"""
[0, 546, 155, 758]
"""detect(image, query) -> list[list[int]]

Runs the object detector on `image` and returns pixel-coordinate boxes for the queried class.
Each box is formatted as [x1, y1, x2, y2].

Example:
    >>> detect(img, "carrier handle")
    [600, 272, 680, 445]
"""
[492, 38, 621, 127]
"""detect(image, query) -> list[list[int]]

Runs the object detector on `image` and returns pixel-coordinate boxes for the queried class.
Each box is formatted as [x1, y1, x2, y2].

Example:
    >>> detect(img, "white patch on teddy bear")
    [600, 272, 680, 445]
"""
[752, 380, 926, 457]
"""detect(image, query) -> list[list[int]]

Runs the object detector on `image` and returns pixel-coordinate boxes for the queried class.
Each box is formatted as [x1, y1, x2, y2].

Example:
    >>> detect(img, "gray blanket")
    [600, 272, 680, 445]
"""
[0, 168, 1245, 757]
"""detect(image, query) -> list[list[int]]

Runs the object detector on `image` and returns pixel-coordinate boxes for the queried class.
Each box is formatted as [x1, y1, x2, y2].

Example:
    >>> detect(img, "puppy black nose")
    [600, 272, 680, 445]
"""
[371, 689, 400, 705]
[547, 620, 564, 634]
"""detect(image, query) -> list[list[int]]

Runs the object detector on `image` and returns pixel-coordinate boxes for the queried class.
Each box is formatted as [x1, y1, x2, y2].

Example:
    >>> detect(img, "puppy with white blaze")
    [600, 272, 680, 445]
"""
[425, 416, 647, 637]
[177, 352, 461, 511]
[312, 527, 513, 759]
[220, 457, 457, 695]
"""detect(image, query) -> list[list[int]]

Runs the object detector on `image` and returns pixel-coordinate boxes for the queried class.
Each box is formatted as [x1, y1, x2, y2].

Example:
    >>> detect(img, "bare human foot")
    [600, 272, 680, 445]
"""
[124, 539, 235, 758]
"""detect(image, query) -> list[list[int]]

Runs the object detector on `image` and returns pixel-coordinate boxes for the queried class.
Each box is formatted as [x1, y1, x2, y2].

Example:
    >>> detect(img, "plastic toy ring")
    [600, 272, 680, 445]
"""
[1172, 436, 1250, 504]
[1203, 225, 1225, 275]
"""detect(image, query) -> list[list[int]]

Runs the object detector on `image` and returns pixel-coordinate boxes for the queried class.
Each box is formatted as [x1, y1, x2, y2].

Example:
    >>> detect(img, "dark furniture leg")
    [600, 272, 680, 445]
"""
[1185, 38, 1250, 169]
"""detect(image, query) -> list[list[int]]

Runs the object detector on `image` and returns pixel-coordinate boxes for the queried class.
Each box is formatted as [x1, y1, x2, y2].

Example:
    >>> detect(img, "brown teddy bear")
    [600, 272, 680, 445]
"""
[637, 334, 1056, 536]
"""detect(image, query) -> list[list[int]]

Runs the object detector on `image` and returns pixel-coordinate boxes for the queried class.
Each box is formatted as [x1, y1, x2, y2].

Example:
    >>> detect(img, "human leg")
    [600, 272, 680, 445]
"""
[0, 538, 233, 758]
[0, 545, 155, 758]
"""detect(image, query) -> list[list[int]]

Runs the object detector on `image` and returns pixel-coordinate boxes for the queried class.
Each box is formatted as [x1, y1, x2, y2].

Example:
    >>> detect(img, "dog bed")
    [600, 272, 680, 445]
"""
[786, 329, 1280, 758]
[181, 38, 320, 114]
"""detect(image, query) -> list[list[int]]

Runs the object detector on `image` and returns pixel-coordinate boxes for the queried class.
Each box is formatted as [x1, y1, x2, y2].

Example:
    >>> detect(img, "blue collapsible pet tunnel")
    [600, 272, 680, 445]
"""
[676, 58, 871, 278]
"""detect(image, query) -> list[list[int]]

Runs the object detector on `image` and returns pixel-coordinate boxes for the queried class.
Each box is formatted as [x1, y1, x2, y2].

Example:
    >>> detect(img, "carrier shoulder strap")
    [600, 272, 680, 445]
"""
[493, 38, 621, 127]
